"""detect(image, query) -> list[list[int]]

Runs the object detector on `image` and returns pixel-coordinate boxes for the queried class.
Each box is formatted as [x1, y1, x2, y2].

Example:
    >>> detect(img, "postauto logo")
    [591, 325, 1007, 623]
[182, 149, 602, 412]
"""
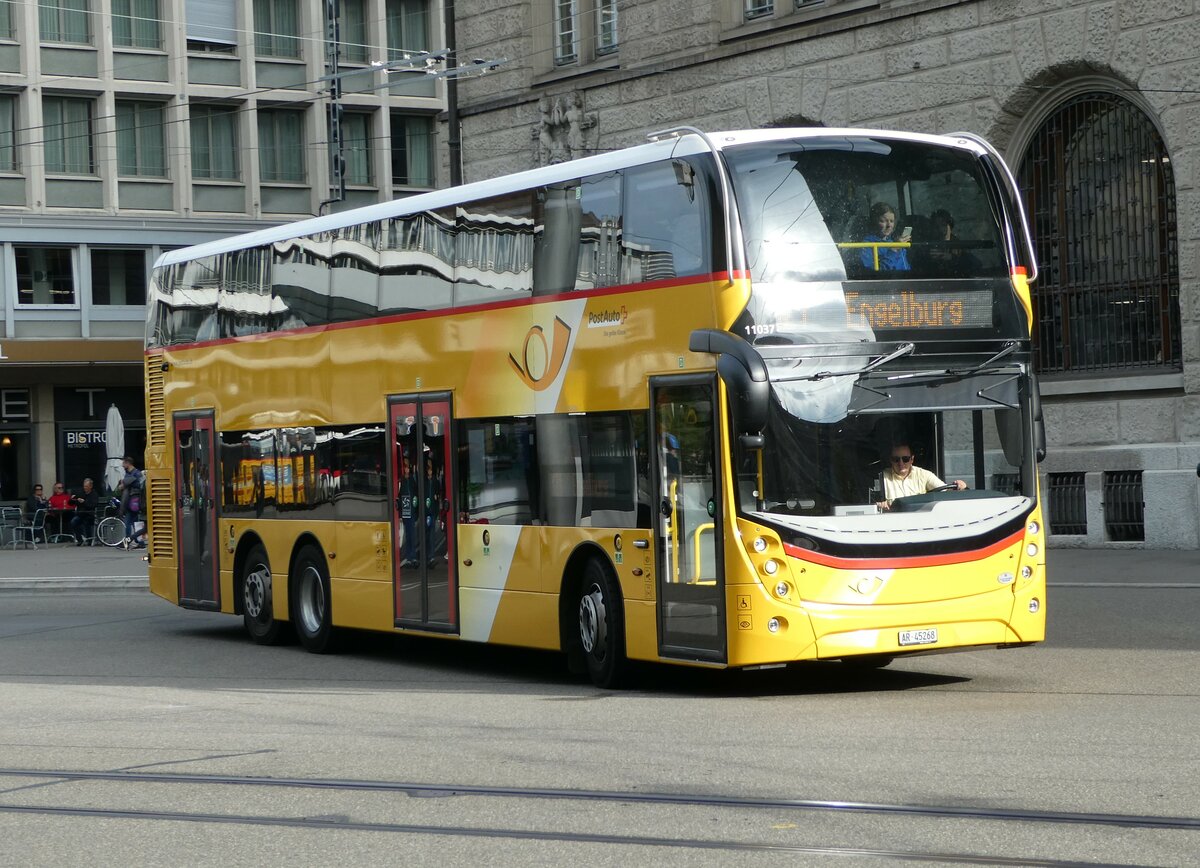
[509, 316, 572, 391]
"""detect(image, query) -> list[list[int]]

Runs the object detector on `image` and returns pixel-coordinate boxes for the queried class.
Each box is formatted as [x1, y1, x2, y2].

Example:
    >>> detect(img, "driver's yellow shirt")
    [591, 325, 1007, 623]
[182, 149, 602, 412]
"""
[883, 465, 946, 501]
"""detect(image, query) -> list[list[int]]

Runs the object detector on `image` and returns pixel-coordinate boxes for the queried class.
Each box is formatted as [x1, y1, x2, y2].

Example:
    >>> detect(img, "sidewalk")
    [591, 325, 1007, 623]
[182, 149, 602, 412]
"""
[0, 539, 149, 592]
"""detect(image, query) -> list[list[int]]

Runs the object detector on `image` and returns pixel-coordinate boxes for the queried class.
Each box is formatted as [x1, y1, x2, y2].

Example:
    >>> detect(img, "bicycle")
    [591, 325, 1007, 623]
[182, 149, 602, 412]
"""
[96, 497, 145, 549]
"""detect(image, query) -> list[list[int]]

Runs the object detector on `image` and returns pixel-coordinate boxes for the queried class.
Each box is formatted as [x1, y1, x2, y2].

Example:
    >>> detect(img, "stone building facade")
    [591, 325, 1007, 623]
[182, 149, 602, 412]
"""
[452, 0, 1200, 548]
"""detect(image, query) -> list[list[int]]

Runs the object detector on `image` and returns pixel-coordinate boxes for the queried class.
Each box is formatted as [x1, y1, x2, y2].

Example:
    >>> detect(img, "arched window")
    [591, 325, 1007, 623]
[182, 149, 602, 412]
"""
[1017, 92, 1180, 374]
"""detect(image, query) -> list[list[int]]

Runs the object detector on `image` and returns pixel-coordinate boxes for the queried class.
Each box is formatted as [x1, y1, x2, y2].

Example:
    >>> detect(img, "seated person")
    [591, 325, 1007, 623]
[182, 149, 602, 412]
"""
[49, 482, 73, 511]
[925, 209, 980, 276]
[859, 201, 911, 272]
[24, 484, 49, 542]
[69, 478, 99, 546]
[878, 442, 966, 511]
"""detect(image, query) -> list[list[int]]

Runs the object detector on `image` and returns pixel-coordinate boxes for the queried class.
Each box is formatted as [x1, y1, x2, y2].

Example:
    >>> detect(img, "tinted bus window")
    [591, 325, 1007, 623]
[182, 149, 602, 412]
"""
[622, 158, 714, 284]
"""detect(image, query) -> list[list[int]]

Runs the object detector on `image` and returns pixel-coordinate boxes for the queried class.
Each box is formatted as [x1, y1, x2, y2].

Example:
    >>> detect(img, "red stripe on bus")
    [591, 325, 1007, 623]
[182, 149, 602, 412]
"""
[781, 528, 1025, 570]
[155, 270, 746, 352]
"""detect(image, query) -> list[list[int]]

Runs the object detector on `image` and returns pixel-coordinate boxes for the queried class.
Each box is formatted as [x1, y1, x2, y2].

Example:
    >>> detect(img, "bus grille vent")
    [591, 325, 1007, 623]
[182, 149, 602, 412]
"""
[148, 477, 175, 560]
[145, 356, 166, 448]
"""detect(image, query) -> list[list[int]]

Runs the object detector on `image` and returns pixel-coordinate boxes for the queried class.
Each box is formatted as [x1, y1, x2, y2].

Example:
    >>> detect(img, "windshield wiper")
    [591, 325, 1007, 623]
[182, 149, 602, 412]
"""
[806, 342, 914, 381]
[885, 341, 1019, 384]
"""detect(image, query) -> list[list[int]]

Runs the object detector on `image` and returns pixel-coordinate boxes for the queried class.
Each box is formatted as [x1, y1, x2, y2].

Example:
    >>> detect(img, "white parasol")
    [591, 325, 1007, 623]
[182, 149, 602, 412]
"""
[104, 404, 125, 492]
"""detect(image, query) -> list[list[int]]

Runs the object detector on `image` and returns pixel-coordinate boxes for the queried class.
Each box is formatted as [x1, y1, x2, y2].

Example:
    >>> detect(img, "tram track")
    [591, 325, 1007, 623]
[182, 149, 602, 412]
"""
[0, 767, 1193, 866]
[0, 802, 1146, 866]
[1, 767, 1197, 831]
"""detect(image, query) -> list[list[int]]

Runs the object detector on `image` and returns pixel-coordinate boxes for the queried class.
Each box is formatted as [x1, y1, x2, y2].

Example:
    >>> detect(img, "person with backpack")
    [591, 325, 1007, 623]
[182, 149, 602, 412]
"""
[119, 457, 146, 548]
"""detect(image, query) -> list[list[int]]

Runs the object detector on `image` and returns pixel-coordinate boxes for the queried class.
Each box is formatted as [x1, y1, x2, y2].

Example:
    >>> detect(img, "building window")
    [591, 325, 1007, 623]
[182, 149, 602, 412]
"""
[258, 108, 306, 183]
[91, 249, 148, 305]
[254, 0, 300, 58]
[186, 0, 237, 50]
[386, 0, 429, 59]
[15, 247, 76, 305]
[554, 0, 577, 64]
[342, 112, 372, 185]
[113, 0, 161, 49]
[595, 0, 618, 55]
[0, 0, 12, 39]
[390, 113, 433, 187]
[43, 96, 94, 175]
[190, 106, 239, 180]
[742, 0, 835, 25]
[0, 96, 15, 172]
[551, 0, 618, 67]
[1018, 91, 1181, 375]
[116, 101, 166, 177]
[339, 0, 368, 63]
[0, 425, 33, 504]
[39, 0, 92, 44]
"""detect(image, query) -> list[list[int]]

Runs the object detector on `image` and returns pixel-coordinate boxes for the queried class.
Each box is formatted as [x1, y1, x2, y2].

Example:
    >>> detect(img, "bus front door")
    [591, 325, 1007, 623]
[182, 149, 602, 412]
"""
[651, 377, 726, 662]
[175, 413, 220, 609]
[388, 394, 458, 632]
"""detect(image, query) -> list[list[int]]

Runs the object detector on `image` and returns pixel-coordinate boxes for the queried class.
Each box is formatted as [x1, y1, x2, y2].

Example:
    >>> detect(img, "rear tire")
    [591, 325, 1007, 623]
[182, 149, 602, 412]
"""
[291, 544, 337, 654]
[576, 558, 627, 689]
[242, 544, 288, 645]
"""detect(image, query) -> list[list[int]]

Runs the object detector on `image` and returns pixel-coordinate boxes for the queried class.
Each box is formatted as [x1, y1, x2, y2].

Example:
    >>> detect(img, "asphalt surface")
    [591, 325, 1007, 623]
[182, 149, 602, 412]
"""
[0, 538, 149, 592]
[0, 538, 1196, 594]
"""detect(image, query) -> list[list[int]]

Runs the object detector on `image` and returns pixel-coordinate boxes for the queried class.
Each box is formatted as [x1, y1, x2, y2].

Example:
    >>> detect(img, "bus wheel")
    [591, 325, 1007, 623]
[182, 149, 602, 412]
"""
[242, 544, 287, 645]
[577, 558, 626, 689]
[292, 545, 336, 654]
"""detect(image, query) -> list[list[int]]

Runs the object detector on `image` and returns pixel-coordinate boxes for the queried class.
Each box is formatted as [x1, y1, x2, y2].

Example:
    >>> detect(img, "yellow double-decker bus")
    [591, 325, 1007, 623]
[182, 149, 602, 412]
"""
[145, 127, 1045, 687]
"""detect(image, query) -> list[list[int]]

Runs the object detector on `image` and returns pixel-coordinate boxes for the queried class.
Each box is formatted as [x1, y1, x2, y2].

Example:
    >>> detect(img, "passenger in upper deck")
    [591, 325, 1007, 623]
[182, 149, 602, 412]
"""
[859, 202, 911, 272]
[877, 441, 966, 511]
[924, 209, 981, 277]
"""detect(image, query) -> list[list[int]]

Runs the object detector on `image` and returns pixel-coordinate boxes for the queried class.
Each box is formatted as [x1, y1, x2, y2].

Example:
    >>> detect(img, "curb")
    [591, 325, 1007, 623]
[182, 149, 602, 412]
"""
[0, 578, 149, 593]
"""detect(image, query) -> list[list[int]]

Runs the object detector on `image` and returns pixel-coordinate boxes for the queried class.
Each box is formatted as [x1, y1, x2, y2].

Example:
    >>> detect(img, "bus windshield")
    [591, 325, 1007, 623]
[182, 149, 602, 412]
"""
[734, 347, 1035, 548]
[725, 135, 1027, 344]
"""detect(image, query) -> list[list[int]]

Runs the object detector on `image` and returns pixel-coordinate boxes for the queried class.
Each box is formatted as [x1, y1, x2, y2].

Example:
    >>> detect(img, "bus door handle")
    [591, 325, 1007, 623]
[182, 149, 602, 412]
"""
[633, 540, 649, 549]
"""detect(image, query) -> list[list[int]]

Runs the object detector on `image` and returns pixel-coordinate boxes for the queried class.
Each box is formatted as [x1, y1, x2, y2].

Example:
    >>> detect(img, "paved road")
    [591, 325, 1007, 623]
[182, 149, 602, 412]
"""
[0, 546, 1197, 864]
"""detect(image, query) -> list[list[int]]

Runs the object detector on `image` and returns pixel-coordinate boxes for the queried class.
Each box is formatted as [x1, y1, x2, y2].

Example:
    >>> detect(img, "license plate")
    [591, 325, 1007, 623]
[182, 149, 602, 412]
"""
[898, 627, 938, 647]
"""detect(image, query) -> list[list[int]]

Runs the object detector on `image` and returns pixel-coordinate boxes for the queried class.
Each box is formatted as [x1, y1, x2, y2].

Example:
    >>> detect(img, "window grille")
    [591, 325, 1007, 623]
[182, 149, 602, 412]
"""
[990, 472, 1020, 496]
[1047, 471, 1086, 535]
[1018, 92, 1181, 375]
[1102, 470, 1144, 542]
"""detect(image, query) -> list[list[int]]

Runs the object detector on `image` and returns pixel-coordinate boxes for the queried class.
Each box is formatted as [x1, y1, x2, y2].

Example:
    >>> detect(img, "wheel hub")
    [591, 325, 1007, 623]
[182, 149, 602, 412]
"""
[578, 584, 607, 656]
[244, 566, 270, 619]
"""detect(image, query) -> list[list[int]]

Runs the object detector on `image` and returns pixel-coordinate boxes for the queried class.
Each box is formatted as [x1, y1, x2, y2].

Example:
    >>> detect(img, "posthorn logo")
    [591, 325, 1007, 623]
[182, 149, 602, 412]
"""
[509, 316, 572, 391]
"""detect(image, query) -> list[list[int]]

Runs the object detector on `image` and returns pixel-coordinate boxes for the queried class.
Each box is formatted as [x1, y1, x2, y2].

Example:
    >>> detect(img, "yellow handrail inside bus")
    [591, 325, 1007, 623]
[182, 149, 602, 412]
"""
[692, 522, 714, 583]
[837, 240, 911, 271]
[668, 478, 680, 584]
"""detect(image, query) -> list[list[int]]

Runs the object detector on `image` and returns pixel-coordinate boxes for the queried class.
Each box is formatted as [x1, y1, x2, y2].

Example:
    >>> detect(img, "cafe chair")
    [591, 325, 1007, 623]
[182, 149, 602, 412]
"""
[10, 508, 47, 550]
[0, 506, 22, 547]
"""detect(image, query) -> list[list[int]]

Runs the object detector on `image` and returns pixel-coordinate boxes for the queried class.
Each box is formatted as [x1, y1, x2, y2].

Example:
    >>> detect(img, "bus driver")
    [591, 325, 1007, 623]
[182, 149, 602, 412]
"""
[878, 441, 966, 511]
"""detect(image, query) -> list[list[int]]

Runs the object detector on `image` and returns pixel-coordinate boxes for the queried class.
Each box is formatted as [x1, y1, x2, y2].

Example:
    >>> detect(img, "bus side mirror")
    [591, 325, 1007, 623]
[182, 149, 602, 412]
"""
[690, 329, 769, 439]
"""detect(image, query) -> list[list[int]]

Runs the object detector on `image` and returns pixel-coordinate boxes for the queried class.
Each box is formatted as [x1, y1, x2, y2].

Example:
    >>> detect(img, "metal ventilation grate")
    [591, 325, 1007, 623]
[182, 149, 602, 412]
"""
[148, 477, 175, 562]
[1048, 472, 1087, 535]
[1103, 470, 1144, 541]
[145, 354, 166, 448]
[991, 472, 1020, 496]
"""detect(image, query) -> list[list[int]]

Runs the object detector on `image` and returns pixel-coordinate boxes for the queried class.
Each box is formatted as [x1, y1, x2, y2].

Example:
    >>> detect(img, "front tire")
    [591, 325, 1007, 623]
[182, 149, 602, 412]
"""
[292, 544, 337, 654]
[577, 558, 627, 689]
[242, 544, 287, 645]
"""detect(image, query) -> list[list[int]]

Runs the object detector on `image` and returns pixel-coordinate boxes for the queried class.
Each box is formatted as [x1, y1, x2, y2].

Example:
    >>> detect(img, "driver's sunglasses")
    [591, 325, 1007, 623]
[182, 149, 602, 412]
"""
[890, 455, 913, 464]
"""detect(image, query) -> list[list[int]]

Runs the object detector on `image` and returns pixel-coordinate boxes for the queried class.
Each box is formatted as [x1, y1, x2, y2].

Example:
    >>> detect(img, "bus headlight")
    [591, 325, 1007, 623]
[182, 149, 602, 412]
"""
[763, 559, 779, 576]
[767, 618, 781, 633]
[1027, 521, 1040, 535]
[1029, 598, 1040, 614]
[752, 537, 768, 553]
[774, 582, 789, 598]
[1021, 565, 1033, 579]
[1026, 543, 1038, 557]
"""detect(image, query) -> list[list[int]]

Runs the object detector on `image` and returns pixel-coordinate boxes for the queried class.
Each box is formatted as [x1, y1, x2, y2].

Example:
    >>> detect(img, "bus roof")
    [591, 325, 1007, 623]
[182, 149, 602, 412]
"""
[155, 127, 992, 269]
